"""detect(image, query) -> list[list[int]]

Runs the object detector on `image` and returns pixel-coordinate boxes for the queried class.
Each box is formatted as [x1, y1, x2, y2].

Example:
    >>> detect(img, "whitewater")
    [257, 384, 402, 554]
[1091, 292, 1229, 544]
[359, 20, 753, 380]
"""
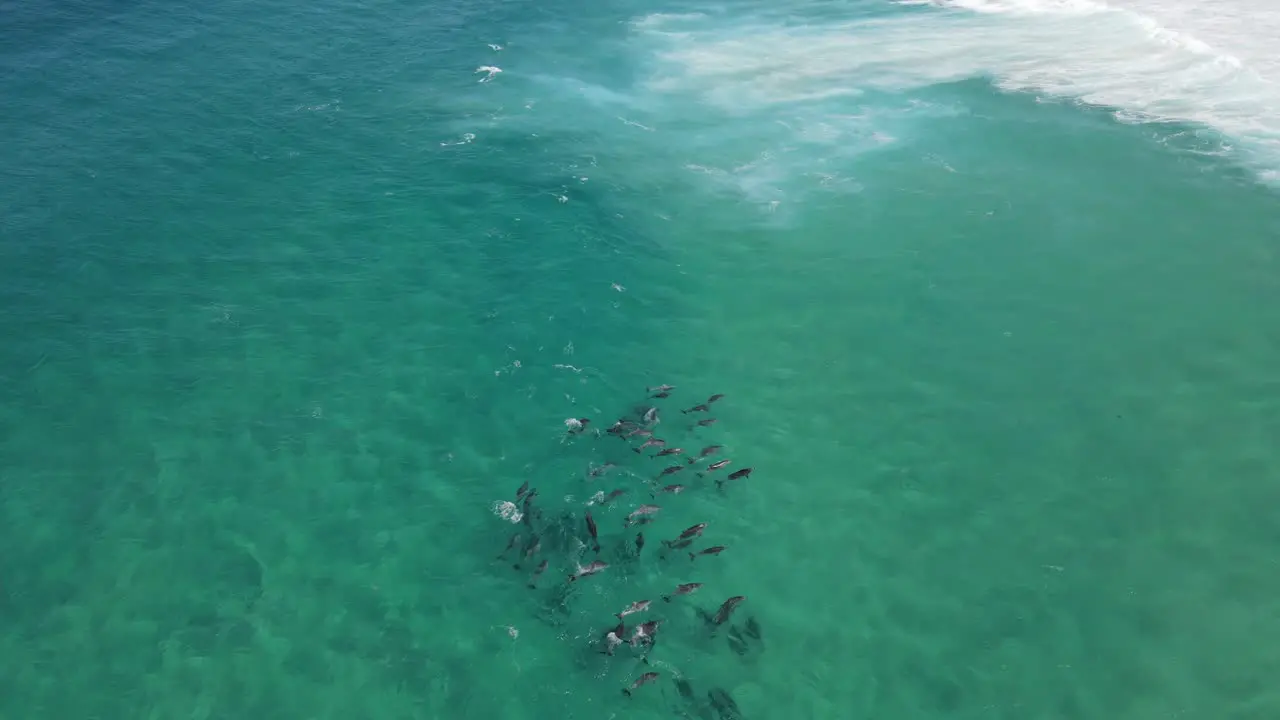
[633, 0, 1280, 181]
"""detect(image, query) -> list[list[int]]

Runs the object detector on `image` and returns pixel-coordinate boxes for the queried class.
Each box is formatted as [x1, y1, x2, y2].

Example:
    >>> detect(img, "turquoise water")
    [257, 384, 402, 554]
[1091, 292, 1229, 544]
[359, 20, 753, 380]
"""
[5, 0, 1280, 717]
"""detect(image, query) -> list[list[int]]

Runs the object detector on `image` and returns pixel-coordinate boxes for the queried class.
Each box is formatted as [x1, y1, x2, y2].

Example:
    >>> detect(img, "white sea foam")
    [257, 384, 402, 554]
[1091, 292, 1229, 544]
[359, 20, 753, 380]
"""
[631, 0, 1280, 178]
[931, 0, 1110, 15]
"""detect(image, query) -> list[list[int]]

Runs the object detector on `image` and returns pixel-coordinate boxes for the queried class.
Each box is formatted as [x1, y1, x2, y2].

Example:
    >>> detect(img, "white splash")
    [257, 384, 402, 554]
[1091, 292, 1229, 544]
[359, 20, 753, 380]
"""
[564, 418, 584, 431]
[475, 66, 503, 83]
[492, 500, 523, 524]
[440, 132, 476, 147]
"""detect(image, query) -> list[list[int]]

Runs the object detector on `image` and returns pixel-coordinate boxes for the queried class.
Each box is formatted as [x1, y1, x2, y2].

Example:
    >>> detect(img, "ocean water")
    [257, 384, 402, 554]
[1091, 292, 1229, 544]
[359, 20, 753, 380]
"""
[3, 0, 1280, 717]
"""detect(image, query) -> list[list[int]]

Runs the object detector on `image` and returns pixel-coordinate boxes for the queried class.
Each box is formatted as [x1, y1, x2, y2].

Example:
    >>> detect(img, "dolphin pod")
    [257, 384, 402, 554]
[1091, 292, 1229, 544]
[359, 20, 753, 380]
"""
[493, 386, 760, 714]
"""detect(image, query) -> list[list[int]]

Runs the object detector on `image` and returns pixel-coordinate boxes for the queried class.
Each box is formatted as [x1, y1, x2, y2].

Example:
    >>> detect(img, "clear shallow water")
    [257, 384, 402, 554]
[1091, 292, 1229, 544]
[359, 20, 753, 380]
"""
[3, 0, 1280, 718]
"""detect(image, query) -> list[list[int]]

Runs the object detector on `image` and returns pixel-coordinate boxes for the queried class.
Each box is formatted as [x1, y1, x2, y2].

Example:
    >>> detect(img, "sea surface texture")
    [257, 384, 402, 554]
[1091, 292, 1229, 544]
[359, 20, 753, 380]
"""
[3, 0, 1280, 717]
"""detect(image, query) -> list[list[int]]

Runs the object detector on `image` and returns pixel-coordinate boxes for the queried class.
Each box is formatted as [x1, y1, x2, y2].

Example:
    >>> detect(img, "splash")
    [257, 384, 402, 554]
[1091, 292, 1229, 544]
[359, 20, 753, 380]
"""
[440, 132, 475, 147]
[492, 500, 523, 524]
